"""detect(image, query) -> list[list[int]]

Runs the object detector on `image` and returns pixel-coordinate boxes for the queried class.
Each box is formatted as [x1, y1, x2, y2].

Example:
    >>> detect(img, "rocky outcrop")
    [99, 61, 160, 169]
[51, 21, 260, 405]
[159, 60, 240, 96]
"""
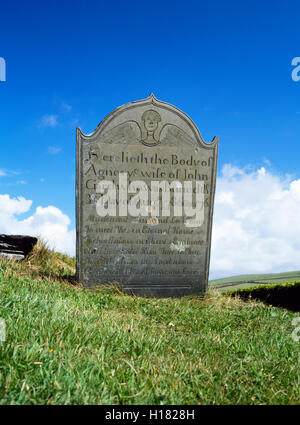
[0, 235, 38, 260]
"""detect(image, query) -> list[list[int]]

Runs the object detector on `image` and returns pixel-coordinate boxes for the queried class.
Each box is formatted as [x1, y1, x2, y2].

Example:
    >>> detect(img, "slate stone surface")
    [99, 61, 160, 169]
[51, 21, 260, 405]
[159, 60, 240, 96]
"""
[76, 94, 218, 297]
[0, 235, 38, 260]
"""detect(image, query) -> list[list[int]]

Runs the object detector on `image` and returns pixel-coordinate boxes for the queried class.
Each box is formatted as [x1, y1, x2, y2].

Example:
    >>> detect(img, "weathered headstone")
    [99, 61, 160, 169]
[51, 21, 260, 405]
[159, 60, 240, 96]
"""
[76, 94, 218, 296]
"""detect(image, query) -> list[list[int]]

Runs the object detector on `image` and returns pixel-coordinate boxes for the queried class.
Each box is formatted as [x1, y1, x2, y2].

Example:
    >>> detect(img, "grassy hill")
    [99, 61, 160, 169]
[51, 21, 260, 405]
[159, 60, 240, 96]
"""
[0, 243, 299, 405]
[209, 271, 300, 291]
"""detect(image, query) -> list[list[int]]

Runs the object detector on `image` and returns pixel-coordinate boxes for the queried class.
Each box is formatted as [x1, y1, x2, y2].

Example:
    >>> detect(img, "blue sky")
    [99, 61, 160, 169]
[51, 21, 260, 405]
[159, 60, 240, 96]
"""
[1, 0, 300, 276]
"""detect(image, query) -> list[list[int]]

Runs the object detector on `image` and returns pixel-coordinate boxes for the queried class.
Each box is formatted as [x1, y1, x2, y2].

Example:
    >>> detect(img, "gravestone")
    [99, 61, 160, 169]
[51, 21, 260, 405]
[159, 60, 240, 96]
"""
[76, 94, 218, 297]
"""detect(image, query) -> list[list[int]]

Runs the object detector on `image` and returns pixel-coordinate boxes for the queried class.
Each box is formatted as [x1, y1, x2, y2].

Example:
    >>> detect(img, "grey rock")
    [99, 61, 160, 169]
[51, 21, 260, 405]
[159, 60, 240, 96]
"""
[0, 235, 38, 260]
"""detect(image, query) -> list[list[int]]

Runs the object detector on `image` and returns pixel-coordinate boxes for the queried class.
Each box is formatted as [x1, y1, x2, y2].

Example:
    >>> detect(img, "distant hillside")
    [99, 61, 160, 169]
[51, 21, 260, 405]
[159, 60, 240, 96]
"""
[209, 271, 300, 291]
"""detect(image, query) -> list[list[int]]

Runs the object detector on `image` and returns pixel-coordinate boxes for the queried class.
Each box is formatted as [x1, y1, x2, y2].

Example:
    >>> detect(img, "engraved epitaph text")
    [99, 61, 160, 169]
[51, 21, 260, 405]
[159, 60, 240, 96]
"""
[76, 95, 218, 296]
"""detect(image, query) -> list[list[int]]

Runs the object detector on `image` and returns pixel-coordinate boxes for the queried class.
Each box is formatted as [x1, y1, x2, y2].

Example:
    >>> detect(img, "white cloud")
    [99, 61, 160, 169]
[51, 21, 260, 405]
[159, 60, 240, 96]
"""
[48, 146, 61, 155]
[39, 114, 58, 128]
[0, 169, 20, 178]
[61, 101, 72, 112]
[0, 195, 32, 215]
[2, 163, 300, 277]
[0, 194, 75, 256]
[210, 165, 300, 279]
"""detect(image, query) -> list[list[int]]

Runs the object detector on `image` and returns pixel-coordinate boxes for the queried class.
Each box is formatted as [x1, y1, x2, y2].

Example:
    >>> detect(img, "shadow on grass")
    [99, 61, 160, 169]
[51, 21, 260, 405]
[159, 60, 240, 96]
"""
[61, 274, 78, 286]
[229, 282, 300, 312]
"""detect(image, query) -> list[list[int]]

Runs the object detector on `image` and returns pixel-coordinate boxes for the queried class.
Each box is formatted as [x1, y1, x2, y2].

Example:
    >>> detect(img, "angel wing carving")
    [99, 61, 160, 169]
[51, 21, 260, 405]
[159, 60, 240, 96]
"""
[100, 121, 142, 145]
[159, 124, 197, 148]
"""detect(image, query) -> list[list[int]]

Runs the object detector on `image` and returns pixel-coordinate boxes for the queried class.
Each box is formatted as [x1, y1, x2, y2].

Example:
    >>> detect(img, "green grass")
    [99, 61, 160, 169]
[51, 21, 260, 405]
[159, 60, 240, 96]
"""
[0, 244, 299, 404]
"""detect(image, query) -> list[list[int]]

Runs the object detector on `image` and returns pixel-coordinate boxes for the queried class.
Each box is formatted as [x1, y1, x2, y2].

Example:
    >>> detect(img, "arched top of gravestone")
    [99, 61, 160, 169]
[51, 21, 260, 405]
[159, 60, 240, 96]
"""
[77, 94, 218, 151]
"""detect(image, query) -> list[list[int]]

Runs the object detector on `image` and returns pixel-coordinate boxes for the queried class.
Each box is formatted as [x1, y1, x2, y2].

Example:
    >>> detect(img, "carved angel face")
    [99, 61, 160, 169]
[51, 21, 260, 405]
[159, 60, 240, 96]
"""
[142, 110, 161, 132]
